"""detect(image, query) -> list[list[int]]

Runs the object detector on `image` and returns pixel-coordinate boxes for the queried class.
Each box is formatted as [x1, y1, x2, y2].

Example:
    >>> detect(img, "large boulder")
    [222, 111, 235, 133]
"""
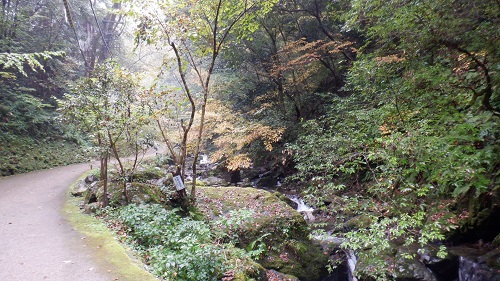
[196, 186, 329, 281]
[71, 174, 99, 197]
[130, 167, 165, 183]
[451, 246, 500, 281]
[221, 256, 268, 281]
[71, 181, 91, 197]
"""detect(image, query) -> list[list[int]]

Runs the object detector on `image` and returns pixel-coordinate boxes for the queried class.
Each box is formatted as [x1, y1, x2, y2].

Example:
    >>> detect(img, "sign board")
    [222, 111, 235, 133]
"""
[173, 175, 185, 191]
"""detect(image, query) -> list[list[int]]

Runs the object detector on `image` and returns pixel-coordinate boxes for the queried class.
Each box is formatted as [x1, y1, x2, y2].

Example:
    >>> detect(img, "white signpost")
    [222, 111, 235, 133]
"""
[173, 175, 185, 191]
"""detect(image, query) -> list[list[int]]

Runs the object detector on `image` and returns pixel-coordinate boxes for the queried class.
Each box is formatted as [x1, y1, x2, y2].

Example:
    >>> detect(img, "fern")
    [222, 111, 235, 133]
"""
[0, 51, 65, 76]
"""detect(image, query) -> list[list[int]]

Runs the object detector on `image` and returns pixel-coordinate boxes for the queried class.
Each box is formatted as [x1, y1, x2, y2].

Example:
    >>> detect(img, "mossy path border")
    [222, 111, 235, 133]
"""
[62, 172, 158, 281]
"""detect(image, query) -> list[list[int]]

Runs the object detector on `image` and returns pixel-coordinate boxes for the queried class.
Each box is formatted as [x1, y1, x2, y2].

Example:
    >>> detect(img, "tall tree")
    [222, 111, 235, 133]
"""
[134, 0, 278, 200]
[59, 62, 151, 206]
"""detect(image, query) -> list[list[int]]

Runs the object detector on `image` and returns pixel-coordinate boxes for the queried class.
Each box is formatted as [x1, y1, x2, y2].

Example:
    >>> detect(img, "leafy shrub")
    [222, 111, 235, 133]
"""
[210, 209, 256, 244]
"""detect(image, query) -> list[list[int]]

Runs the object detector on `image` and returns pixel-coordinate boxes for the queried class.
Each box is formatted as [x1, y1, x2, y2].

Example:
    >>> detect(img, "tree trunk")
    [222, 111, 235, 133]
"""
[100, 154, 108, 207]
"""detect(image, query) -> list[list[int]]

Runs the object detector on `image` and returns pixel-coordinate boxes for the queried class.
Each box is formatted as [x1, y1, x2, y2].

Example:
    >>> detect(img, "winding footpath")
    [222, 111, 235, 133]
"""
[0, 163, 119, 281]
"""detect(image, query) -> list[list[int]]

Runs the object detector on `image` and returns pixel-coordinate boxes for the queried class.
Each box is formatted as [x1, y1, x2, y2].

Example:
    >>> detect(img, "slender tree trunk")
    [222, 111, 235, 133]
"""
[97, 133, 108, 207]
[170, 41, 196, 199]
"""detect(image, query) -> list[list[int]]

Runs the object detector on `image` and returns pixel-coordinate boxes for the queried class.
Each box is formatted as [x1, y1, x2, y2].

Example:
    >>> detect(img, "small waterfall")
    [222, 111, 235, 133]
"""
[289, 196, 314, 212]
[458, 255, 500, 281]
[199, 154, 210, 165]
[289, 196, 315, 221]
[345, 250, 358, 281]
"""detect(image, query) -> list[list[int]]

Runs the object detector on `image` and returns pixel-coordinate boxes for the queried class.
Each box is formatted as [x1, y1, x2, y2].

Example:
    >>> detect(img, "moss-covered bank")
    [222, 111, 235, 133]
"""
[64, 173, 158, 281]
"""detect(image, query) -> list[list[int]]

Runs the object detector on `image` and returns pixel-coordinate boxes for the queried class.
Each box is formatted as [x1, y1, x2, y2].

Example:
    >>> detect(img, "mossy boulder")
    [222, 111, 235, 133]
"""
[450, 185, 500, 243]
[223, 252, 268, 281]
[266, 269, 300, 281]
[129, 167, 165, 183]
[127, 182, 164, 205]
[196, 186, 328, 281]
[259, 240, 328, 281]
[345, 214, 375, 229]
[83, 181, 164, 209]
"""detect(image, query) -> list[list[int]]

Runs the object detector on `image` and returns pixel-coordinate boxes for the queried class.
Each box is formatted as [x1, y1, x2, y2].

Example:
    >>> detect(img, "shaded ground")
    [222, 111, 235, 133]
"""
[0, 162, 156, 281]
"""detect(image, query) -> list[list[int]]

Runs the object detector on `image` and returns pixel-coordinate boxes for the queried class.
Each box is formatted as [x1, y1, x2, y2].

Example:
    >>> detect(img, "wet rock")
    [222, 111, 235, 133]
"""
[442, 245, 500, 281]
[313, 236, 344, 251]
[425, 255, 459, 281]
[237, 178, 254, 188]
[273, 192, 298, 209]
[481, 247, 500, 272]
[459, 254, 500, 281]
[84, 174, 98, 183]
[288, 196, 315, 222]
[393, 250, 438, 281]
[303, 236, 352, 281]
[204, 176, 228, 186]
[255, 173, 279, 188]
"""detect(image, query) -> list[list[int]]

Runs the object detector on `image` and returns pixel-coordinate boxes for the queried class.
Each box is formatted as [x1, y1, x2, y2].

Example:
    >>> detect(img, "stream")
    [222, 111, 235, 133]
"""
[286, 195, 499, 281]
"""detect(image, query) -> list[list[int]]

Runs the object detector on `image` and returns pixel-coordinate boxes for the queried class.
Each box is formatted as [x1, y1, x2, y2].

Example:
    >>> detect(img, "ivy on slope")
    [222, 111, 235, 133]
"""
[0, 132, 92, 176]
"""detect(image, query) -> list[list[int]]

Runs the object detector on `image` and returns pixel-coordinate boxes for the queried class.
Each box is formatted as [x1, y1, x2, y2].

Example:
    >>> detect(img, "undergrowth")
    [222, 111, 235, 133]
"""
[101, 204, 264, 281]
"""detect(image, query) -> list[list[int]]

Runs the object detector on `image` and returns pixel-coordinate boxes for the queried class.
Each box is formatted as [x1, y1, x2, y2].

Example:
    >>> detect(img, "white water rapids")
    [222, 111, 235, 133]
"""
[289, 196, 315, 221]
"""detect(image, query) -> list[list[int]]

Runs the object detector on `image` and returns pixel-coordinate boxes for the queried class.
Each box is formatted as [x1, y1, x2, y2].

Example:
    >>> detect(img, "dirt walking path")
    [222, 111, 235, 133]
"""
[0, 163, 143, 281]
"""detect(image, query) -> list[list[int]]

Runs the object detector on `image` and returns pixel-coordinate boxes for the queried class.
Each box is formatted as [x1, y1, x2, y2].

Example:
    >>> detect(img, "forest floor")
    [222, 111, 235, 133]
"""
[0, 162, 156, 281]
